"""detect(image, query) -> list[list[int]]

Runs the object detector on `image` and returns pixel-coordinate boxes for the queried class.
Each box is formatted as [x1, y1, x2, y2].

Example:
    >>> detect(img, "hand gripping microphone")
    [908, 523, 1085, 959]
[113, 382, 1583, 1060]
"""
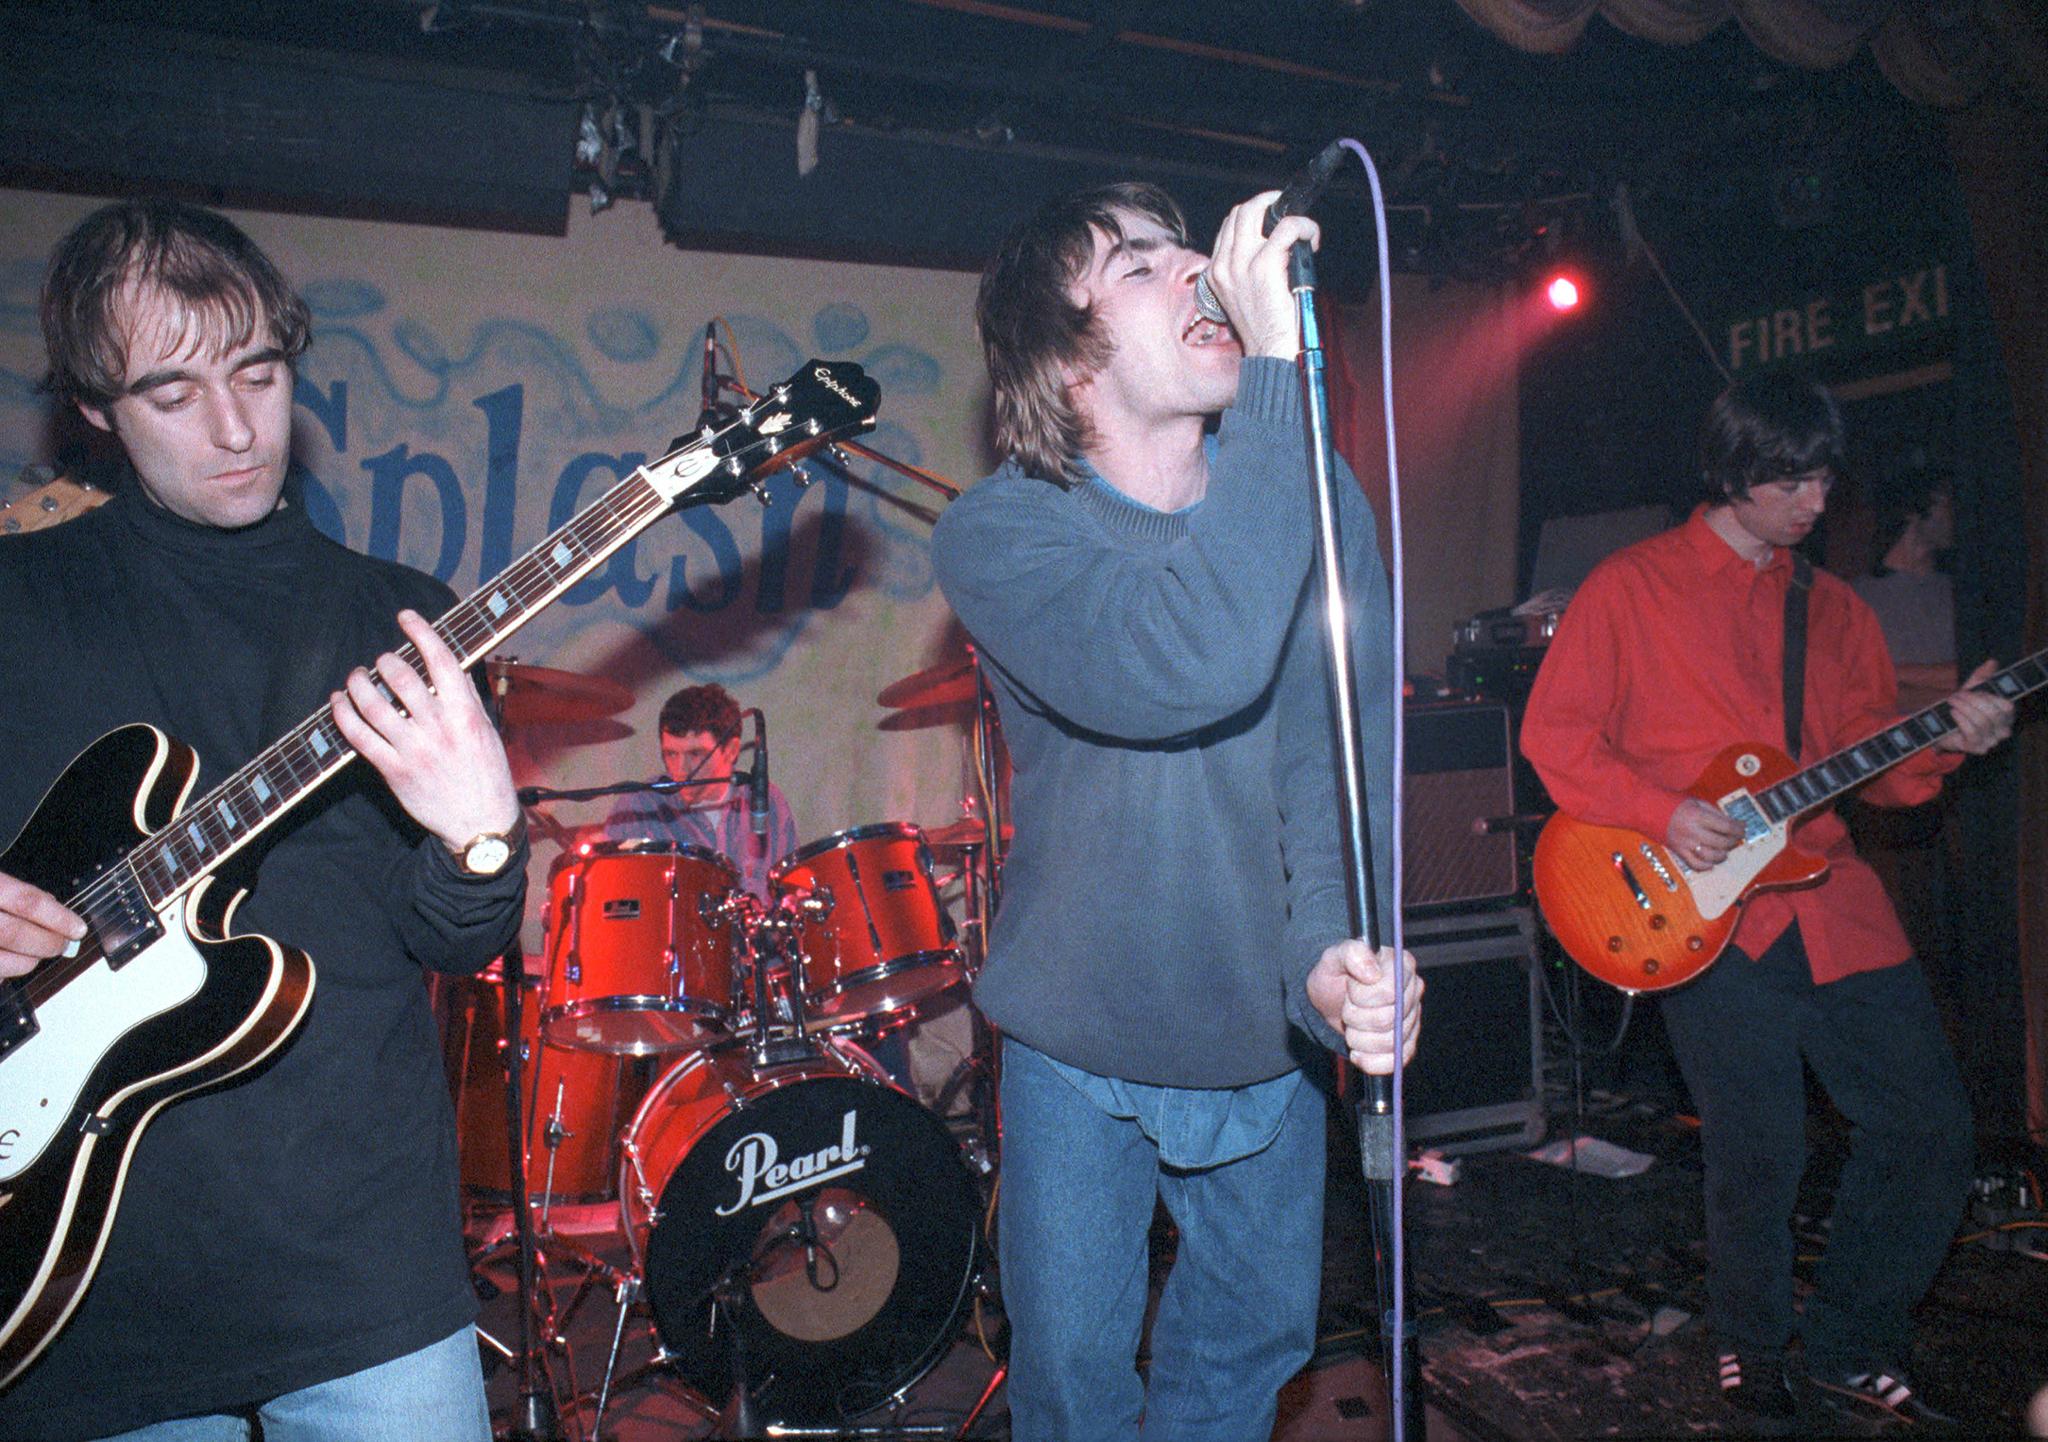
[1192, 140, 1347, 325]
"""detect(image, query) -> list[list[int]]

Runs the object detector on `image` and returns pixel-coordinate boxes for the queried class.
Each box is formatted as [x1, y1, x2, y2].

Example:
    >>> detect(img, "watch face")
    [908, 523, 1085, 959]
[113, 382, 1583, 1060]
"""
[465, 837, 512, 875]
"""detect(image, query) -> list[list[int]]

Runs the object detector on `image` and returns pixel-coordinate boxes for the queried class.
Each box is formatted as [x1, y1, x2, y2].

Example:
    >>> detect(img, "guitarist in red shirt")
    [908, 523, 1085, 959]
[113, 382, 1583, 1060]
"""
[1521, 373, 2013, 1427]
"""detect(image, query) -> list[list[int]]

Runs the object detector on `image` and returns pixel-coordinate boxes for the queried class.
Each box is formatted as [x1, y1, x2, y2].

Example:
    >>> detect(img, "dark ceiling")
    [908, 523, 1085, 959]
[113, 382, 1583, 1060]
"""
[0, 1, 1975, 287]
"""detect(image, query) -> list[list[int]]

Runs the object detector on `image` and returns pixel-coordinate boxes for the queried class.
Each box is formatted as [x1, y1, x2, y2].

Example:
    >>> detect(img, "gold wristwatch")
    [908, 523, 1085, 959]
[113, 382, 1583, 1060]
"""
[450, 816, 524, 877]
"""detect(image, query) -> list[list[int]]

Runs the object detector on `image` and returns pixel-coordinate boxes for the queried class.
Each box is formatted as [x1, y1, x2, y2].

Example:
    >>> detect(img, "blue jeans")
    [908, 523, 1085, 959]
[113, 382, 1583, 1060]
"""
[1659, 926, 1973, 1373]
[998, 1039, 1327, 1442]
[91, 1326, 489, 1442]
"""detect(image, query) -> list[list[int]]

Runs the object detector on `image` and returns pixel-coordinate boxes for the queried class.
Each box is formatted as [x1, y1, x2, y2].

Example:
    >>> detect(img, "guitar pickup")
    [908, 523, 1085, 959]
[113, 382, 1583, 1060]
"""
[80, 875, 162, 968]
[1609, 852, 1653, 910]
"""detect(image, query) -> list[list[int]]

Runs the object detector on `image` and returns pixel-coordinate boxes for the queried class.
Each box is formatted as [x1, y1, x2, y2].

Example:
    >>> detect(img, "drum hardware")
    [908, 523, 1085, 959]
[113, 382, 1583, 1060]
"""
[539, 842, 744, 1055]
[493, 942, 568, 1442]
[770, 824, 966, 1031]
[486, 657, 635, 726]
[609, 1039, 982, 1429]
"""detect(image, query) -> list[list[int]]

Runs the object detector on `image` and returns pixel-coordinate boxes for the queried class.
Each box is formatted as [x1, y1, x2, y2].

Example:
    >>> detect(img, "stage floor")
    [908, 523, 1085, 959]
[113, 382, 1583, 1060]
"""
[477, 1058, 2047, 1439]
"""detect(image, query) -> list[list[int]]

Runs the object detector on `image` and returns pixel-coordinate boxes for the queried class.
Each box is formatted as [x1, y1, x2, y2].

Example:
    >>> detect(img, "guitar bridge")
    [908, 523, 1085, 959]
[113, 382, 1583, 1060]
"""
[1609, 852, 1653, 911]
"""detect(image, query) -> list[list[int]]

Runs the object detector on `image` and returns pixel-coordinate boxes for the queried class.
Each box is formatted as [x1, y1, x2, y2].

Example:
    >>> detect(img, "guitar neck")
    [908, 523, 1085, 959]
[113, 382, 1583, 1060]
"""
[90, 357, 878, 919]
[1754, 646, 2046, 827]
[118, 468, 682, 913]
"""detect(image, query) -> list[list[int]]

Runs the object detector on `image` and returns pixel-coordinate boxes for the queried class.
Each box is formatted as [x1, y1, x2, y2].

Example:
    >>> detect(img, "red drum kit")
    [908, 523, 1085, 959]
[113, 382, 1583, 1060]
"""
[451, 655, 1007, 1437]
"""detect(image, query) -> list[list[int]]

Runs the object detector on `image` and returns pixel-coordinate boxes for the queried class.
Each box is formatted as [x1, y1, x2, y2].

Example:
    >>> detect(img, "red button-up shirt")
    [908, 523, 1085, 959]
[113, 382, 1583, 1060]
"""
[1520, 508, 1961, 984]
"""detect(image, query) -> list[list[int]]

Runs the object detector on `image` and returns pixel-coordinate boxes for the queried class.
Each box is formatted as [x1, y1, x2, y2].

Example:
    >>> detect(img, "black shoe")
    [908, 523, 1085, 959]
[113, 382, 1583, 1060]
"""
[1719, 1348, 1796, 1423]
[1809, 1366, 1961, 1430]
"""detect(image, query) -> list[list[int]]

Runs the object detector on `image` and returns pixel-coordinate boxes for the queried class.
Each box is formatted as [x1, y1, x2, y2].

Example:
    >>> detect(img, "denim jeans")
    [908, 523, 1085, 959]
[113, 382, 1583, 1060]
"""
[1659, 925, 1973, 1374]
[997, 1039, 1327, 1442]
[90, 1325, 490, 1442]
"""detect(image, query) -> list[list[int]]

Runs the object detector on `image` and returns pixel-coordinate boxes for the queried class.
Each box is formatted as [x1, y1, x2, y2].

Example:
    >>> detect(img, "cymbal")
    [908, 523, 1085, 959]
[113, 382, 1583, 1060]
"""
[877, 655, 975, 710]
[485, 659, 633, 725]
[923, 818, 1013, 851]
[877, 700, 975, 733]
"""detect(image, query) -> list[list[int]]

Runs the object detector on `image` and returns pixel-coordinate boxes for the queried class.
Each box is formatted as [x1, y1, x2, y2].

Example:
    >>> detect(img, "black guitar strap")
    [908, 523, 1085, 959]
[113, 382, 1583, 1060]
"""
[1783, 553, 1812, 760]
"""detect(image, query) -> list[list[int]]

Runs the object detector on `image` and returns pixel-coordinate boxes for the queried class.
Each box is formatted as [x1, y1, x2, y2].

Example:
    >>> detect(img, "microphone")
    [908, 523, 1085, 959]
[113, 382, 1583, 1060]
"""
[699, 321, 720, 421]
[747, 709, 769, 840]
[1192, 139, 1347, 325]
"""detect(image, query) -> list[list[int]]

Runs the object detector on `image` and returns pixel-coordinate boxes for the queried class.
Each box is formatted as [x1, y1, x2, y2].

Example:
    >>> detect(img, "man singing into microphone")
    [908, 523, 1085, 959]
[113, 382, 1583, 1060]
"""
[933, 182, 1421, 1440]
[602, 682, 795, 900]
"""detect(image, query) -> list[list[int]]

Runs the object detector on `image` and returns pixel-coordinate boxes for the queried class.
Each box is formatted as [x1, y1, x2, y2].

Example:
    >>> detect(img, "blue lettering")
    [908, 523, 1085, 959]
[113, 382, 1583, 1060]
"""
[756, 477, 794, 615]
[808, 466, 856, 611]
[667, 506, 744, 613]
[473, 384, 524, 584]
[362, 445, 466, 581]
[551, 452, 653, 606]
[294, 378, 347, 452]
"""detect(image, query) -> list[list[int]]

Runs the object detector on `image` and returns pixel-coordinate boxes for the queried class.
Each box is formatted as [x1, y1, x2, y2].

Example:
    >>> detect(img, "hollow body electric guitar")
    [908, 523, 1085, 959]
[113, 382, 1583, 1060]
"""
[1533, 646, 2046, 993]
[0, 361, 878, 1388]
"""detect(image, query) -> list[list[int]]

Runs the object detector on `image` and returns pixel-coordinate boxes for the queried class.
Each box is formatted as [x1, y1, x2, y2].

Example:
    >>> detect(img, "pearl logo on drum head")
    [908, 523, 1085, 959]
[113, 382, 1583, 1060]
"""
[718, 1108, 869, 1215]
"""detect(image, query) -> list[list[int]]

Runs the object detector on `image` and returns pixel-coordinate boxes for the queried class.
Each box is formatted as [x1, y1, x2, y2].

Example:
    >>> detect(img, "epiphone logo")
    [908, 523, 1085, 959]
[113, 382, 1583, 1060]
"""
[716, 1108, 869, 1216]
[810, 364, 861, 410]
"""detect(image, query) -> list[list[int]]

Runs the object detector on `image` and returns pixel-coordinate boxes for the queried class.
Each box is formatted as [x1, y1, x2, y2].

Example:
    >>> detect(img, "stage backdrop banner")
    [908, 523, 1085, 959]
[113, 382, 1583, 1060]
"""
[0, 192, 991, 948]
[1, 188, 1521, 951]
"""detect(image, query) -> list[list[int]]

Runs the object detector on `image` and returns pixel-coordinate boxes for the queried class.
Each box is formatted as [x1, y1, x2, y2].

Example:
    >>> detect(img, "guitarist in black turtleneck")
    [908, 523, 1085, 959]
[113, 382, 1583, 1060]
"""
[0, 200, 525, 1441]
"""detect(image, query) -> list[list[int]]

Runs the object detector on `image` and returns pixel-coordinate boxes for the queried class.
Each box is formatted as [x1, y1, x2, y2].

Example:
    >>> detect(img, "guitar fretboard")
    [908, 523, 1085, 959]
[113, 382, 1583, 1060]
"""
[123, 467, 681, 908]
[1755, 647, 2046, 825]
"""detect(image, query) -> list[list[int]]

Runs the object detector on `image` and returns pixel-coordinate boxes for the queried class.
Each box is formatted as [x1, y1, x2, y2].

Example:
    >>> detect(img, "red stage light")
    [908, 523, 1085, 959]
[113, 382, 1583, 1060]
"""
[1546, 275, 1581, 311]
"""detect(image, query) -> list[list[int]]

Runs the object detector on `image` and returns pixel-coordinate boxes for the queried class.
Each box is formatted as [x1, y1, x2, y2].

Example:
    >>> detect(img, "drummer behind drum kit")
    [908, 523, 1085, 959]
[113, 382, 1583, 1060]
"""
[446, 654, 1008, 1437]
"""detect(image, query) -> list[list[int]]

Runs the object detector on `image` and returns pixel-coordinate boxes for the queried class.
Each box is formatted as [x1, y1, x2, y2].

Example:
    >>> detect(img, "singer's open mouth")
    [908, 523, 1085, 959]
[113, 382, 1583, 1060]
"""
[1181, 314, 1229, 346]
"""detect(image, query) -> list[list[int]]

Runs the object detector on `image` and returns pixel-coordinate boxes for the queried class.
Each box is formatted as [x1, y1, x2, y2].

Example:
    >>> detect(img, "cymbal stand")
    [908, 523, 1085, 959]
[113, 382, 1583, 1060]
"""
[497, 945, 566, 1442]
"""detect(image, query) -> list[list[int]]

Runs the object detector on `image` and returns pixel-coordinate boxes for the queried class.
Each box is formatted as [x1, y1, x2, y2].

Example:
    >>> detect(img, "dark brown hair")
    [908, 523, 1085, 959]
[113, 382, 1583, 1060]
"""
[978, 181, 1190, 485]
[1698, 371, 1845, 503]
[41, 198, 312, 409]
[658, 683, 742, 745]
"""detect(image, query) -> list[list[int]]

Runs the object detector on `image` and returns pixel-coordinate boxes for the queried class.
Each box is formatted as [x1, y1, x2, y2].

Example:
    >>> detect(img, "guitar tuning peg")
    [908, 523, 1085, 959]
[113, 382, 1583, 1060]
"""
[750, 480, 773, 506]
[790, 463, 816, 489]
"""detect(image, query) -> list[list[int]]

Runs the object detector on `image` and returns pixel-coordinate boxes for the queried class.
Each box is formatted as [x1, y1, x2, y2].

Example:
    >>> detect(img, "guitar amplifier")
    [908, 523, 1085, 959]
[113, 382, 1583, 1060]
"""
[1402, 907, 1544, 1156]
[1403, 701, 1518, 910]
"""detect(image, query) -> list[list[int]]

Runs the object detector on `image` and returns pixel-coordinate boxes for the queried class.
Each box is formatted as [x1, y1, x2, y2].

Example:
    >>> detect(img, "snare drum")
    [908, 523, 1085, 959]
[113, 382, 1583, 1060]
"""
[442, 969, 651, 1205]
[542, 842, 740, 1054]
[619, 1041, 979, 1425]
[770, 824, 963, 1028]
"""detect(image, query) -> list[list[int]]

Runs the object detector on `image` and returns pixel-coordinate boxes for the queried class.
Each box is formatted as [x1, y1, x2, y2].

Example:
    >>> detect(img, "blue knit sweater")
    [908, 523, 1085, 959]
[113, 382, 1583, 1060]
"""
[932, 358, 1396, 1088]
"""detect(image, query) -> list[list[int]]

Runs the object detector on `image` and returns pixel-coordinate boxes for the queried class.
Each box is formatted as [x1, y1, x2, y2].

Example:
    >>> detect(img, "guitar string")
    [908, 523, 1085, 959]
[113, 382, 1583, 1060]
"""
[19, 385, 866, 1006]
[1760, 650, 2043, 824]
[23, 469, 692, 1003]
[14, 399, 845, 1009]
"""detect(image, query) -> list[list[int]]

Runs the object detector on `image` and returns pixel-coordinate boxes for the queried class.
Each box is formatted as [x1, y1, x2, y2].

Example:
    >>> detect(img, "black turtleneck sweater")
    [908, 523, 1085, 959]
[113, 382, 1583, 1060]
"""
[0, 483, 525, 1438]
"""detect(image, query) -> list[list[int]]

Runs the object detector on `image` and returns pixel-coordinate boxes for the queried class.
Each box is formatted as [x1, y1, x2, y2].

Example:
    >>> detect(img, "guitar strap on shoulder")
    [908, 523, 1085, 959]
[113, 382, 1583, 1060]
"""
[1783, 553, 1812, 760]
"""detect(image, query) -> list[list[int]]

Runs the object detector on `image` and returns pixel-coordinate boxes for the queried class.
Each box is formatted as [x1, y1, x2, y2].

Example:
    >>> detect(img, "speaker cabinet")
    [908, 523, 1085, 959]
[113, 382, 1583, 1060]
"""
[1402, 907, 1544, 1156]
[1404, 701, 1518, 910]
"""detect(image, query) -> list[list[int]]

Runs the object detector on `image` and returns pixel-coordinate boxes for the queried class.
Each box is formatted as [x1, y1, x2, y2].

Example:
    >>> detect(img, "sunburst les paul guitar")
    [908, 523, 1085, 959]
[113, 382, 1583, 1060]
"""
[0, 361, 878, 1388]
[1533, 646, 2046, 994]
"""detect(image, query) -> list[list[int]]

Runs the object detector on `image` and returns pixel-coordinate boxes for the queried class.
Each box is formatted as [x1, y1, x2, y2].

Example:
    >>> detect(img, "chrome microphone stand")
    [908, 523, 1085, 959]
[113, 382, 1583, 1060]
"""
[1287, 239, 1419, 1441]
